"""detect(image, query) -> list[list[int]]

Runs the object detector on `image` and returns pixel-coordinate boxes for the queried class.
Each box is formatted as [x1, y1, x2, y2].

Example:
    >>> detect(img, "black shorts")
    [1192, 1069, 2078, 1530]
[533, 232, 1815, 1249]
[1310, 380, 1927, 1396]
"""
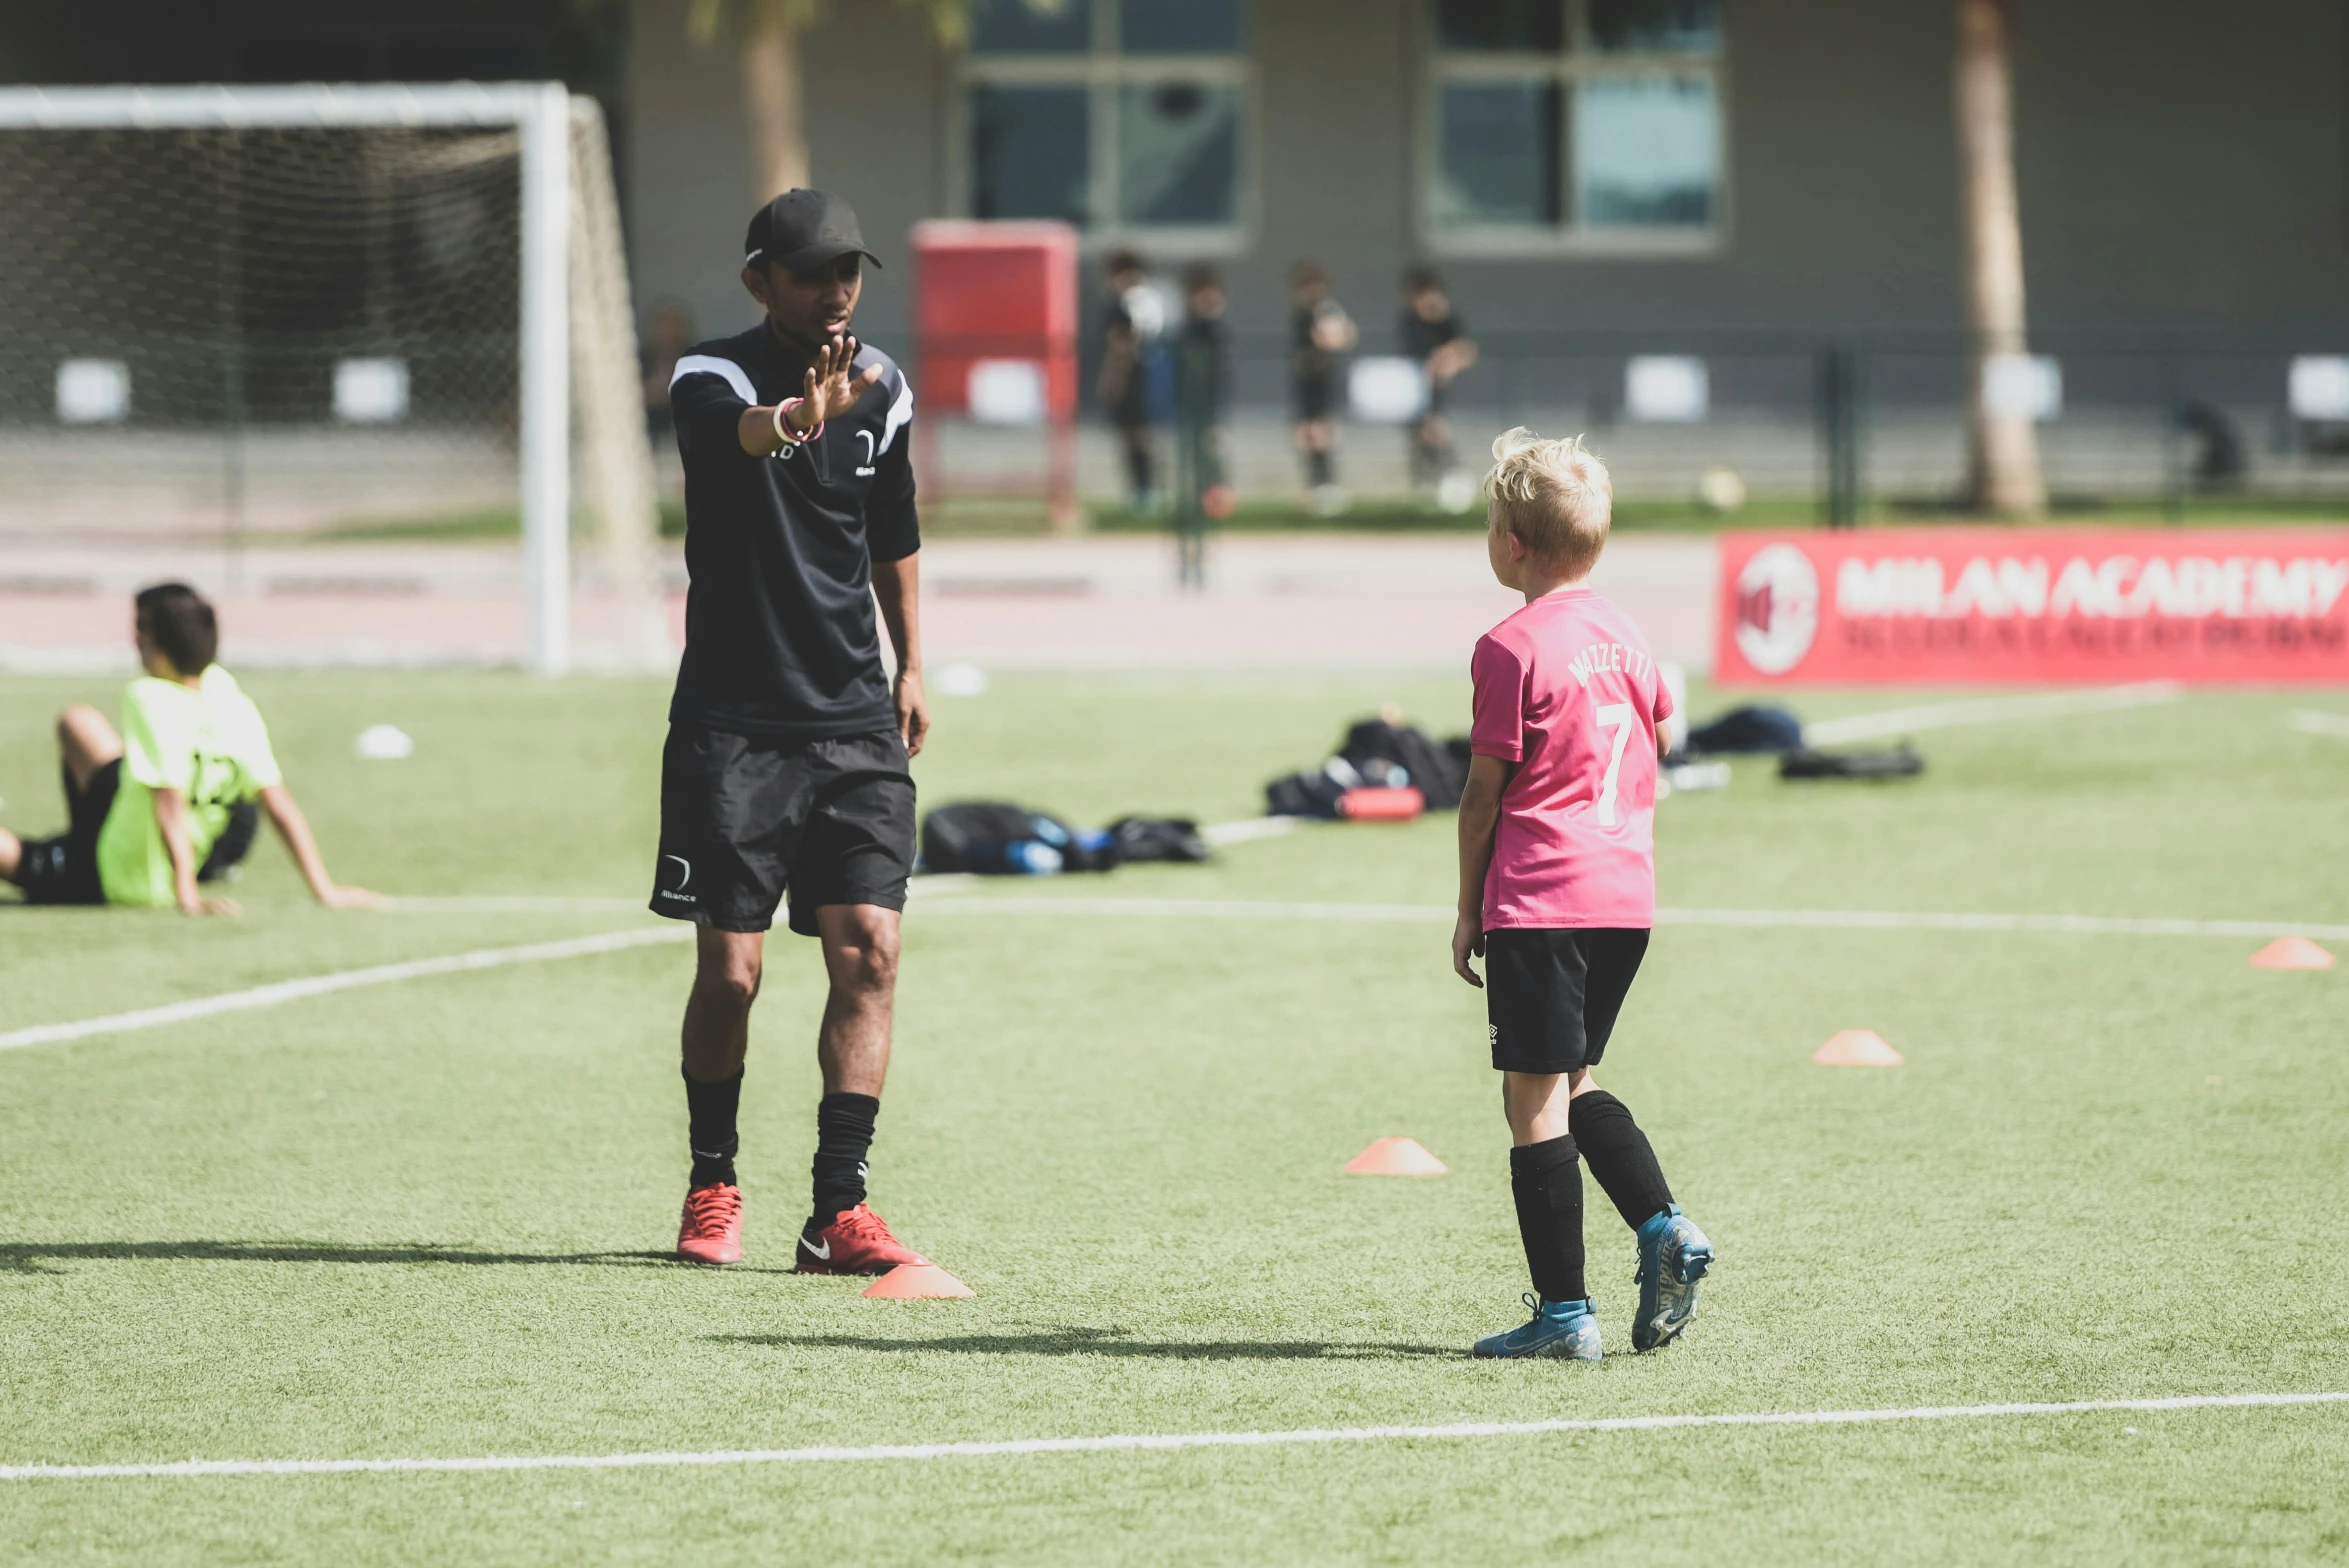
[652, 726, 915, 937]
[1294, 373, 1336, 422]
[1484, 927, 1650, 1075]
[14, 760, 120, 906]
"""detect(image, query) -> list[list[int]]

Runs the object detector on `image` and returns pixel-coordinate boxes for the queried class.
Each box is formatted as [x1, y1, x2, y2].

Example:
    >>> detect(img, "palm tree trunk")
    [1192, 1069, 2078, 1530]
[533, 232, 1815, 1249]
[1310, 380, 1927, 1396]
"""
[742, 8, 810, 201]
[1956, 0, 2044, 517]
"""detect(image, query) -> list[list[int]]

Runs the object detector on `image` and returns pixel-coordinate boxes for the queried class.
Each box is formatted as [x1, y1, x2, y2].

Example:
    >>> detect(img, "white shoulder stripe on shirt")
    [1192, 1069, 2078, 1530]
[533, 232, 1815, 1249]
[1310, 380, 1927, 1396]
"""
[878, 376, 913, 454]
[669, 354, 758, 407]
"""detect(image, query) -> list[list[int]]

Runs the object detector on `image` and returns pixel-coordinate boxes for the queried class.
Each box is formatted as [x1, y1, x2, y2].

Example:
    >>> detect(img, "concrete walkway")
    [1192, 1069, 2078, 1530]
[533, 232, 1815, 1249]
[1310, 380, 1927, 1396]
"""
[0, 534, 1717, 675]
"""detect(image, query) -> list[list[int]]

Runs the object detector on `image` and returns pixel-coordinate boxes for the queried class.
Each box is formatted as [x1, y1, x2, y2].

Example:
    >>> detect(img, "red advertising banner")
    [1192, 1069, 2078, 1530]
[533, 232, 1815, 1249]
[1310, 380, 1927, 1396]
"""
[1716, 528, 2349, 685]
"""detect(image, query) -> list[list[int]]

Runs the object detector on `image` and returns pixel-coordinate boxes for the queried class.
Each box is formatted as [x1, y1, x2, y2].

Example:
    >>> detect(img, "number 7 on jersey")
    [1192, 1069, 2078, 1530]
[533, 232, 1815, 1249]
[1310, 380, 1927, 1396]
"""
[1593, 701, 1636, 826]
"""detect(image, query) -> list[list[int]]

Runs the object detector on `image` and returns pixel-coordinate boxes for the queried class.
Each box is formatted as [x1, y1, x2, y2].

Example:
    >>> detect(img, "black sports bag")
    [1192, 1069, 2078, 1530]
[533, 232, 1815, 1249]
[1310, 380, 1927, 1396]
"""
[1338, 718, 1469, 809]
[1777, 744, 1925, 781]
[920, 802, 1119, 874]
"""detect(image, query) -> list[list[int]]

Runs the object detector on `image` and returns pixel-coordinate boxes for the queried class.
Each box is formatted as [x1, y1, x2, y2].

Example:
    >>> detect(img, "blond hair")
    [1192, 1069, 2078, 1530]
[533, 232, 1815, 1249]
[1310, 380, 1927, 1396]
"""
[1485, 427, 1613, 576]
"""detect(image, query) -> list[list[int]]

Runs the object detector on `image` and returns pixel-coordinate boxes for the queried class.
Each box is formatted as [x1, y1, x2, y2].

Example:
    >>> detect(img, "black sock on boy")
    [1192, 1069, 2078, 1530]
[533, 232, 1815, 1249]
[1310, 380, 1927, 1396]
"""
[1568, 1090, 1675, 1230]
[809, 1092, 880, 1228]
[1508, 1135, 1586, 1303]
[682, 1066, 742, 1190]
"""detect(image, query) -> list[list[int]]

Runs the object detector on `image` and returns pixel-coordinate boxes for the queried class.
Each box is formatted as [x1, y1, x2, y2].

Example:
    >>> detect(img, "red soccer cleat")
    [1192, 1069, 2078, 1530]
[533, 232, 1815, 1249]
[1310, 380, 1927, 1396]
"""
[676, 1183, 744, 1266]
[795, 1202, 929, 1275]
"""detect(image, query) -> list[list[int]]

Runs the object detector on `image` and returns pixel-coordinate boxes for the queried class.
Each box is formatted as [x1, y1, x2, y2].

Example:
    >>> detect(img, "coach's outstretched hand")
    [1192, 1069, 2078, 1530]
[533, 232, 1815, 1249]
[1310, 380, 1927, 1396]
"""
[795, 333, 885, 431]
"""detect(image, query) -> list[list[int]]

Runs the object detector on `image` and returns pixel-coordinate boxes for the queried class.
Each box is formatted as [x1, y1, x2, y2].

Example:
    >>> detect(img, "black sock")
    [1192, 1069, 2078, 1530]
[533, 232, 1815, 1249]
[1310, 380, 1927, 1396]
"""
[1307, 449, 1334, 487]
[682, 1066, 742, 1190]
[1569, 1090, 1675, 1230]
[1508, 1135, 1585, 1304]
[809, 1092, 879, 1229]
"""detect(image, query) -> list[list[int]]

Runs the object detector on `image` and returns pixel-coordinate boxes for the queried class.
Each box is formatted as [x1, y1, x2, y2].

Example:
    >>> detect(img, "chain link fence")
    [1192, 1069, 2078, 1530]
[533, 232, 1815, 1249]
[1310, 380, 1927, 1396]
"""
[911, 327, 2349, 531]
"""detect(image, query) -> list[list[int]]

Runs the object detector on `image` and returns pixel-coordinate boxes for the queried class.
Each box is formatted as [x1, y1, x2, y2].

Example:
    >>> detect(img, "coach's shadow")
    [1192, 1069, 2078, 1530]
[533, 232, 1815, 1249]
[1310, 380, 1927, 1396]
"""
[713, 1328, 1457, 1361]
[0, 1240, 797, 1275]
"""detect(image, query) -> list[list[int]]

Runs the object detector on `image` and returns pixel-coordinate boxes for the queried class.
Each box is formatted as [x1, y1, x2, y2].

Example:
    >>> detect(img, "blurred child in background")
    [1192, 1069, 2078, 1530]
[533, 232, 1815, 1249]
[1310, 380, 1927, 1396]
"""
[1290, 261, 1357, 516]
[1401, 265, 1478, 502]
[1098, 249, 1166, 513]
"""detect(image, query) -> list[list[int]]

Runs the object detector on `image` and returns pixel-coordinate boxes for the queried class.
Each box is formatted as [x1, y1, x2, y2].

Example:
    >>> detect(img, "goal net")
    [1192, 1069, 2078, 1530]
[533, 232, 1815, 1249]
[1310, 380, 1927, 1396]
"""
[0, 84, 669, 674]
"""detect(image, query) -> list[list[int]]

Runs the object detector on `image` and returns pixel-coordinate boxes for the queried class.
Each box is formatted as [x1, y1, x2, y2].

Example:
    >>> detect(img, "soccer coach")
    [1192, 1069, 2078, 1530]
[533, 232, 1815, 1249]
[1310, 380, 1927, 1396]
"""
[653, 189, 931, 1277]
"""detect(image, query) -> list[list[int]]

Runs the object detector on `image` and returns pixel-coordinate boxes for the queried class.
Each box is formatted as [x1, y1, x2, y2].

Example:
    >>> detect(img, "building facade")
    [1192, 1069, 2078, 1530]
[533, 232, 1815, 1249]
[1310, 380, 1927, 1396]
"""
[7, 0, 2346, 502]
[626, 0, 2349, 355]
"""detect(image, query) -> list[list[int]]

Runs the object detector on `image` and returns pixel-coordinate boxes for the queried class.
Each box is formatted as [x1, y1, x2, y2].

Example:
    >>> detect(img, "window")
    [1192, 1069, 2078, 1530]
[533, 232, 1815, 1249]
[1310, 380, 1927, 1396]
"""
[1428, 0, 1723, 251]
[962, 0, 1249, 243]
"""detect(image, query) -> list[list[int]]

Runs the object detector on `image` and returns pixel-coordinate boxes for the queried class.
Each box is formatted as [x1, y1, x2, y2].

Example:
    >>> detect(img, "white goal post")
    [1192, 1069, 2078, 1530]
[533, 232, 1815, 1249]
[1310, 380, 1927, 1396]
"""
[0, 82, 669, 675]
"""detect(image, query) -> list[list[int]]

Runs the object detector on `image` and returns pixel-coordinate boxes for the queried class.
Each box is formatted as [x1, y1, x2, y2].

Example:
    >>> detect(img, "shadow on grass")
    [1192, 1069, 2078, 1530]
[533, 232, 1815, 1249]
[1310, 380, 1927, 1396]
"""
[713, 1326, 1458, 1361]
[0, 1240, 802, 1275]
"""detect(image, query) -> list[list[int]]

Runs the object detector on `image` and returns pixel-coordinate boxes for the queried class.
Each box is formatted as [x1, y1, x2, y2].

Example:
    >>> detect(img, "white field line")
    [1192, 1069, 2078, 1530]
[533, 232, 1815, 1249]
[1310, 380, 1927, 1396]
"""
[14, 897, 2336, 1058]
[0, 927, 690, 1053]
[914, 896, 2349, 944]
[384, 896, 643, 914]
[1202, 815, 1306, 846]
[1801, 682, 2183, 746]
[922, 896, 1448, 923]
[2287, 709, 2349, 740]
[3, 1391, 2341, 1483]
[1658, 906, 2349, 942]
[385, 874, 984, 916]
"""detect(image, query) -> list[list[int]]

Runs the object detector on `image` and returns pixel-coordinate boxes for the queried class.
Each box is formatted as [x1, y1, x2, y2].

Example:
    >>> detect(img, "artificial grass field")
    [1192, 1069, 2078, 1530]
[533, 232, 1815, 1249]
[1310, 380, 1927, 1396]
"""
[2, 669, 2346, 1565]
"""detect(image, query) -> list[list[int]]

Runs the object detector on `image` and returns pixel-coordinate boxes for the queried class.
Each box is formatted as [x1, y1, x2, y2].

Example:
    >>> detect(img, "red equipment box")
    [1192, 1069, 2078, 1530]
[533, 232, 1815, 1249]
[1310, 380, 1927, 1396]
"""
[910, 221, 1080, 528]
[910, 220, 1079, 417]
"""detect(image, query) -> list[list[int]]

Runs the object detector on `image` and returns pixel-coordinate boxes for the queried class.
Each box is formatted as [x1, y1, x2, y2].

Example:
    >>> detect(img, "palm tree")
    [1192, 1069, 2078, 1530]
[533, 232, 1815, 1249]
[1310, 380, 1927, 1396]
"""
[1955, 0, 2044, 517]
[687, 0, 976, 201]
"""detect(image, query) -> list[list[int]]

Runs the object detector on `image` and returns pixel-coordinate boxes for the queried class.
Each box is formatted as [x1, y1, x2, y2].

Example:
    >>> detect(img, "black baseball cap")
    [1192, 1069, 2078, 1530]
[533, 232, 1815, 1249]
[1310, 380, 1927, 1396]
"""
[744, 189, 882, 274]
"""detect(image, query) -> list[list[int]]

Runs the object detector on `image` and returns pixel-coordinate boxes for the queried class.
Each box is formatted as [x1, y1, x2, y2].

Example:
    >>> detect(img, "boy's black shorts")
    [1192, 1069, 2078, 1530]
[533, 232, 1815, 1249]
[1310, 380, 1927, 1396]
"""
[651, 725, 914, 937]
[1484, 927, 1651, 1074]
[13, 760, 120, 906]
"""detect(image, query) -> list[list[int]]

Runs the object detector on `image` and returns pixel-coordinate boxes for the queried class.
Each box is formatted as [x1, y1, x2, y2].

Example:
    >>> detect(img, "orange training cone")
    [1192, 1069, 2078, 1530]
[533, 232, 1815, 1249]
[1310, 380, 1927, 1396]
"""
[1344, 1136, 1449, 1175]
[1812, 1030, 1903, 1067]
[2249, 936, 2334, 971]
[861, 1264, 975, 1299]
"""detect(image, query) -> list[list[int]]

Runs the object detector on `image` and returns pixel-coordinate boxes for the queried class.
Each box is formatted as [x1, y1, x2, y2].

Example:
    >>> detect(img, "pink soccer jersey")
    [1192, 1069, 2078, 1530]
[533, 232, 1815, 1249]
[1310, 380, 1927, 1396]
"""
[1469, 587, 1674, 930]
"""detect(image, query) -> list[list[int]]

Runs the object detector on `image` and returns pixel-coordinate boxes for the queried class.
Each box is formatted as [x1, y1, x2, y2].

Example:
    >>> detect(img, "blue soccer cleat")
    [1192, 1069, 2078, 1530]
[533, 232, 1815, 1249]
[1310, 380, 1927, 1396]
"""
[1631, 1204, 1713, 1352]
[1472, 1294, 1602, 1360]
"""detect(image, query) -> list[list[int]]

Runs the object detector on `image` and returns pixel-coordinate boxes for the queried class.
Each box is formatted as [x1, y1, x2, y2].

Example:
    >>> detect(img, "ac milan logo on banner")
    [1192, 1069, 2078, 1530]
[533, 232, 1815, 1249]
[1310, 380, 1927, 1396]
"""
[1732, 542, 1820, 675]
[1716, 529, 2349, 685]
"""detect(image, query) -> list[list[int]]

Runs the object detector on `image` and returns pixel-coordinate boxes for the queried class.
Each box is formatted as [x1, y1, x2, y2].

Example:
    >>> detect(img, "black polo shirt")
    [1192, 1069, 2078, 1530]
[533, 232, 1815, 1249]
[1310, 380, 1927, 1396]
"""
[667, 323, 919, 738]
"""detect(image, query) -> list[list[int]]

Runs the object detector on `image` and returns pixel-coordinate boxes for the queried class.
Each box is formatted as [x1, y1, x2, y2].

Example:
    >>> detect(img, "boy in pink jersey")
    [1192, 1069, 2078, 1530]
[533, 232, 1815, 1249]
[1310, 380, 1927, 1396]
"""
[1453, 429, 1714, 1361]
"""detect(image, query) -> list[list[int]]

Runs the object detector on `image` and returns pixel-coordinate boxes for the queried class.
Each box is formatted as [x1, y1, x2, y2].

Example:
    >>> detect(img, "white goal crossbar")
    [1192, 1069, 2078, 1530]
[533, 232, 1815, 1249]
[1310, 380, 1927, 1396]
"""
[0, 83, 650, 676]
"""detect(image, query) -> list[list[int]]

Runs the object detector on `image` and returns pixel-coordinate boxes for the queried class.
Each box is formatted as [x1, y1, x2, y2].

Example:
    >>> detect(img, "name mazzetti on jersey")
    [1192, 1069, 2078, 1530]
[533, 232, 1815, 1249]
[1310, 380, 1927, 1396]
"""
[1835, 553, 2349, 621]
[1564, 641, 1658, 688]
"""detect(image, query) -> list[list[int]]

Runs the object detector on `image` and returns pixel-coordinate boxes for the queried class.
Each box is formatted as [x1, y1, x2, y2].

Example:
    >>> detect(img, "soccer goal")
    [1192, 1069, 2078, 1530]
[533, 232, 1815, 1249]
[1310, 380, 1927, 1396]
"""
[0, 83, 669, 675]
